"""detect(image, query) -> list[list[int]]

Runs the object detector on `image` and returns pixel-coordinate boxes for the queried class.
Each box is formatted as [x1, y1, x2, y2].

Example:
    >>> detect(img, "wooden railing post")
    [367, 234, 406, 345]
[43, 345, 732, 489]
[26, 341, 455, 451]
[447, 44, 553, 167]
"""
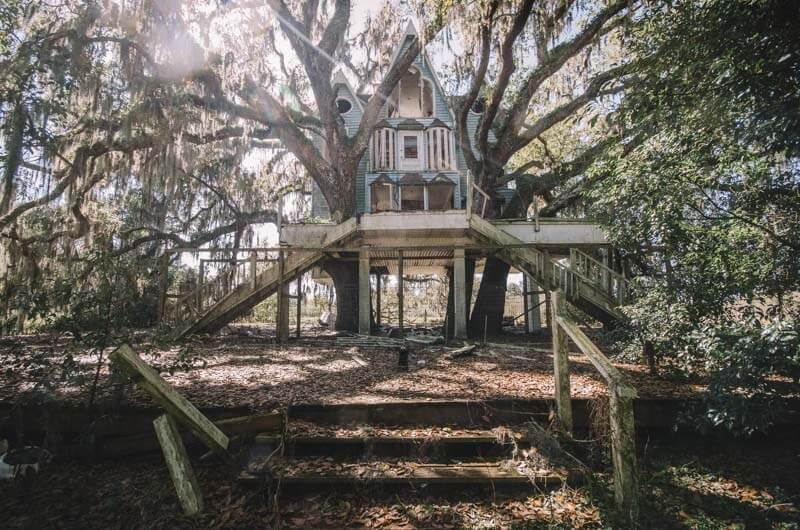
[610, 384, 640, 523]
[555, 314, 640, 524]
[276, 248, 289, 343]
[550, 289, 573, 432]
[296, 270, 302, 338]
[159, 253, 169, 321]
[250, 251, 257, 290]
[197, 260, 205, 312]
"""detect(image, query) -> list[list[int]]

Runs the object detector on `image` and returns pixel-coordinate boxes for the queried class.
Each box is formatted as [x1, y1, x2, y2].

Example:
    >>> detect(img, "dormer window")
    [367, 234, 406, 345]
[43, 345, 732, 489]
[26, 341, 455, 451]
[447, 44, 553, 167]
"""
[389, 66, 434, 118]
[425, 119, 455, 171]
[336, 97, 353, 114]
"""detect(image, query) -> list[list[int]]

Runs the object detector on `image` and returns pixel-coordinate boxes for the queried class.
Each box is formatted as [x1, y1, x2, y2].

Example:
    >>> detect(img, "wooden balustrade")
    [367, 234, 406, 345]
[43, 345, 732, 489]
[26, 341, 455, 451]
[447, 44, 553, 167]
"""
[550, 288, 639, 523]
[161, 251, 281, 329]
[569, 248, 630, 305]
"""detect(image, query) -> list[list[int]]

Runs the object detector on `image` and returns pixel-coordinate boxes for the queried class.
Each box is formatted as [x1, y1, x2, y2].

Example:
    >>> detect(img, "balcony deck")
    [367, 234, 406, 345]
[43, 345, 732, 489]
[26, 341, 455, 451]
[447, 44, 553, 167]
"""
[283, 211, 608, 249]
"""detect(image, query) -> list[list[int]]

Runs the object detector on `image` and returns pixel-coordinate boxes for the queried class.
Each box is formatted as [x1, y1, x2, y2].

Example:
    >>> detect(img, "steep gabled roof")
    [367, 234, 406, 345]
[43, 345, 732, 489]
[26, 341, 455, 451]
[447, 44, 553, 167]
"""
[331, 70, 364, 113]
[384, 20, 456, 123]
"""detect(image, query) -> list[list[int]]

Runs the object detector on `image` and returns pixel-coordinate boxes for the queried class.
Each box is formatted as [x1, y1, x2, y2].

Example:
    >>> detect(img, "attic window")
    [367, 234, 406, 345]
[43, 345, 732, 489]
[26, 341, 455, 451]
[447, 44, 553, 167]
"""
[336, 98, 353, 114]
[471, 97, 486, 114]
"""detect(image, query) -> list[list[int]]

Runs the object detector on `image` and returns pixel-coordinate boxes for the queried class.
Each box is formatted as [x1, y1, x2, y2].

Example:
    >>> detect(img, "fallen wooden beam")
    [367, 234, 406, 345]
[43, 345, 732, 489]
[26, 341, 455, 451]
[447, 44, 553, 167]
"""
[445, 344, 476, 359]
[93, 411, 285, 458]
[154, 414, 203, 516]
[109, 344, 229, 457]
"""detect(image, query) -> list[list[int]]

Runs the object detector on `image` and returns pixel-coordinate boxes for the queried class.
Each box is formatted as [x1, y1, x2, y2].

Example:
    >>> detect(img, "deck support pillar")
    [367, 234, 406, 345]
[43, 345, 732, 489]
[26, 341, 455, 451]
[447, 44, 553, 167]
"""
[375, 273, 382, 327]
[453, 248, 467, 339]
[276, 249, 290, 343]
[359, 247, 371, 335]
[295, 271, 302, 337]
[398, 250, 404, 337]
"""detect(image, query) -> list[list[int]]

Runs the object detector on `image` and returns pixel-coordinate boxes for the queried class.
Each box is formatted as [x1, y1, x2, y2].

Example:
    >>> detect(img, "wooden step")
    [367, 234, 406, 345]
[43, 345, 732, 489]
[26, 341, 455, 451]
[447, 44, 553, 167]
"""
[254, 425, 532, 459]
[239, 458, 577, 495]
[288, 399, 553, 427]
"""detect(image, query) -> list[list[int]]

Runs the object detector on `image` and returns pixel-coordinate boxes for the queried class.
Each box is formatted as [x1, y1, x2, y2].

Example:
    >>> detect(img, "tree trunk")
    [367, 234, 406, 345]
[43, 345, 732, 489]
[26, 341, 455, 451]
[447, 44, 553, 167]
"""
[468, 256, 510, 338]
[323, 259, 359, 332]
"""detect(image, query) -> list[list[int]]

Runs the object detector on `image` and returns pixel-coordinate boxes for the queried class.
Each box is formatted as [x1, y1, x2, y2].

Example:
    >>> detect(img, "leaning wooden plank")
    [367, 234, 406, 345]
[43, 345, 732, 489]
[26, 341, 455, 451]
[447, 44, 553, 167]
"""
[109, 344, 229, 456]
[154, 414, 204, 516]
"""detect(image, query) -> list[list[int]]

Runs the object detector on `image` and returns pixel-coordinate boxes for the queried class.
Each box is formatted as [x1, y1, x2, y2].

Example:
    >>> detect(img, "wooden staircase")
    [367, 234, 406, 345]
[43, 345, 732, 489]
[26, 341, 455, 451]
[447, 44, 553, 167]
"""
[170, 219, 358, 338]
[239, 401, 584, 497]
[470, 215, 630, 324]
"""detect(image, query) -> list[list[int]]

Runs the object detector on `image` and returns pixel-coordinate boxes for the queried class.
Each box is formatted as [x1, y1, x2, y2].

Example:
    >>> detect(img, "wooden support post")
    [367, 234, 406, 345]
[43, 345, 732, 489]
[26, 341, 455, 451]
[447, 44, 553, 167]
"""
[397, 250, 404, 337]
[295, 271, 302, 337]
[196, 260, 205, 312]
[453, 248, 467, 339]
[610, 385, 640, 523]
[109, 345, 229, 456]
[552, 312, 640, 522]
[550, 290, 573, 432]
[250, 251, 257, 290]
[276, 249, 289, 343]
[465, 171, 472, 216]
[376, 274, 382, 327]
[543, 250, 552, 330]
[158, 253, 169, 321]
[359, 247, 371, 335]
[153, 414, 203, 516]
[522, 274, 530, 333]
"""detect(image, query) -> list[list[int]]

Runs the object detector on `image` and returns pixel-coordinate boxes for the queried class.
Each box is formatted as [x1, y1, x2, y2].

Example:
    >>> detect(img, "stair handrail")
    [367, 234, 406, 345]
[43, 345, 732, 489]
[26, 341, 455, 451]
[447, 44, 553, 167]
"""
[569, 248, 630, 305]
[550, 289, 639, 522]
[471, 182, 492, 218]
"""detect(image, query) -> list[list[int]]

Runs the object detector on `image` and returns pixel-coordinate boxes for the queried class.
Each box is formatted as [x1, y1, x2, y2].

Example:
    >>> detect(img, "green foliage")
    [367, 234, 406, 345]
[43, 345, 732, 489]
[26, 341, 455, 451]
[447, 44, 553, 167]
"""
[591, 0, 800, 433]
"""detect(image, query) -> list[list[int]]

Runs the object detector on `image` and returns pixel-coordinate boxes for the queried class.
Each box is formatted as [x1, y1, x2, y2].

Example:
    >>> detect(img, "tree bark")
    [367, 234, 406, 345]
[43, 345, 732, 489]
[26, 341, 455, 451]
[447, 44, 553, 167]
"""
[323, 259, 359, 332]
[468, 256, 510, 338]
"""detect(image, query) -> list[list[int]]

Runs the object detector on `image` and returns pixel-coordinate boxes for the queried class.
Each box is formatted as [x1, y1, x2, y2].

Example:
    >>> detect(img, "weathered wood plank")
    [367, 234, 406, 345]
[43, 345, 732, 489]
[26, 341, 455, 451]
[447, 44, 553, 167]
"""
[109, 344, 229, 456]
[153, 414, 203, 516]
[550, 290, 573, 432]
[610, 390, 639, 522]
[553, 309, 639, 523]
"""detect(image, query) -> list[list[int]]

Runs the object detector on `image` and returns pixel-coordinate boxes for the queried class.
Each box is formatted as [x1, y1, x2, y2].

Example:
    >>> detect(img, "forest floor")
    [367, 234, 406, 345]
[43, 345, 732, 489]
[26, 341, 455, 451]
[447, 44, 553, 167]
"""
[0, 325, 721, 410]
[1, 430, 798, 528]
[1, 328, 799, 528]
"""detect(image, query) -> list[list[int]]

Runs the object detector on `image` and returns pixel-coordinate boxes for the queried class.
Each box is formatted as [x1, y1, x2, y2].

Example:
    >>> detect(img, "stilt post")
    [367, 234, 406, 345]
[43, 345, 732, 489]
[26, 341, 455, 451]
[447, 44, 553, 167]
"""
[453, 248, 467, 339]
[295, 270, 302, 337]
[397, 250, 404, 337]
[376, 273, 382, 327]
[276, 248, 289, 343]
[359, 246, 371, 335]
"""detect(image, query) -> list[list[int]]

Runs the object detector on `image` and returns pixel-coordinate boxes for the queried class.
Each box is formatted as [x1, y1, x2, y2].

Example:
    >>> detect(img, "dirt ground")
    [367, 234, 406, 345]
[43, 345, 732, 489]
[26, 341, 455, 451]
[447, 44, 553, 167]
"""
[0, 329, 708, 411]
